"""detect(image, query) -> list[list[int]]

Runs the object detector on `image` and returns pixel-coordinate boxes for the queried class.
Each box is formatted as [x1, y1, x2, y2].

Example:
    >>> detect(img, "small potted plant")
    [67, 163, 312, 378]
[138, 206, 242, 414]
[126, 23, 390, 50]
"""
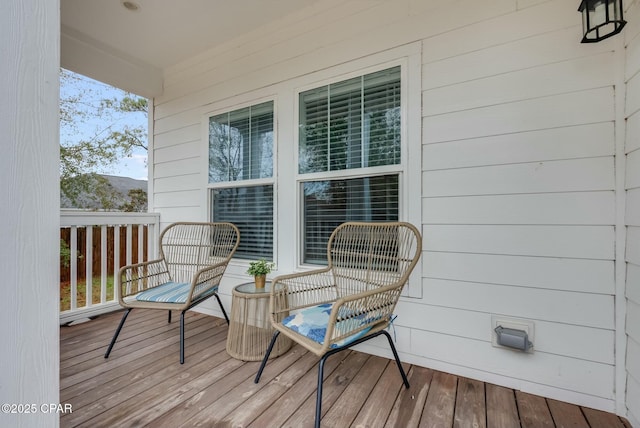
[246, 259, 275, 289]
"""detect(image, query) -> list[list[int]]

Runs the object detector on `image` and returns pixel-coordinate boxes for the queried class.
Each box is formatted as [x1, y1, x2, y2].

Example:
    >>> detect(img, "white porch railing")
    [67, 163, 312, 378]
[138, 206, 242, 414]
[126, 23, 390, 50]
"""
[59, 211, 160, 325]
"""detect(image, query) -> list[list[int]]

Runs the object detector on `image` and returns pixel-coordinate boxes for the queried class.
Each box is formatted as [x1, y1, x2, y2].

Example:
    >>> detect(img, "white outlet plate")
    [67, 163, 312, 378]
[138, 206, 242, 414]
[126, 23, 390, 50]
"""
[491, 315, 535, 352]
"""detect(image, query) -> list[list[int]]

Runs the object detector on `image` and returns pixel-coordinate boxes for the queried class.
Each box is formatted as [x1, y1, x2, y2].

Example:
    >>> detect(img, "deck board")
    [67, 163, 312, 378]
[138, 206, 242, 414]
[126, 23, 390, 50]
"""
[454, 377, 486, 428]
[60, 309, 632, 427]
[516, 391, 555, 428]
[486, 384, 520, 428]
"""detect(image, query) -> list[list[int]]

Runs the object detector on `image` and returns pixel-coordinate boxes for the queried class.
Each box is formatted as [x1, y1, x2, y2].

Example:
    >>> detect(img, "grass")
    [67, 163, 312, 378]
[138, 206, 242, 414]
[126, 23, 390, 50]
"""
[60, 275, 115, 312]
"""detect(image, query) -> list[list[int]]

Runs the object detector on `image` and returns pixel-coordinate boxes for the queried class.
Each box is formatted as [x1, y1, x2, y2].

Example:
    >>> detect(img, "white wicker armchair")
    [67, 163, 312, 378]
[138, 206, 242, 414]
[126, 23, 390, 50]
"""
[104, 222, 239, 364]
[254, 221, 422, 428]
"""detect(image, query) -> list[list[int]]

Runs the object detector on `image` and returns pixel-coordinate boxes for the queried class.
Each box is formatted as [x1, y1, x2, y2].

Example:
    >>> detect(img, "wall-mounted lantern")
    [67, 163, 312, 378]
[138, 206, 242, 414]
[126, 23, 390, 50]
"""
[579, 0, 626, 43]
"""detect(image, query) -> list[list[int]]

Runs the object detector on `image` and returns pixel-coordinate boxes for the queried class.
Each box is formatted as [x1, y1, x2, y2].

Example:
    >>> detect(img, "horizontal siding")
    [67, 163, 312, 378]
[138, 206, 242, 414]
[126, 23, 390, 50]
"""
[409, 328, 614, 400]
[423, 52, 614, 117]
[153, 124, 200, 149]
[417, 0, 617, 410]
[627, 67, 640, 117]
[423, 192, 615, 225]
[398, 300, 614, 364]
[422, 26, 611, 91]
[628, 227, 640, 265]
[423, 88, 614, 144]
[420, 0, 584, 65]
[627, 149, 640, 189]
[422, 123, 614, 171]
[629, 263, 640, 303]
[152, 0, 624, 413]
[153, 190, 200, 209]
[423, 225, 614, 259]
[627, 188, 640, 226]
[423, 252, 614, 295]
[154, 141, 200, 164]
[154, 173, 200, 193]
[422, 158, 614, 197]
[422, 279, 613, 329]
[154, 158, 201, 179]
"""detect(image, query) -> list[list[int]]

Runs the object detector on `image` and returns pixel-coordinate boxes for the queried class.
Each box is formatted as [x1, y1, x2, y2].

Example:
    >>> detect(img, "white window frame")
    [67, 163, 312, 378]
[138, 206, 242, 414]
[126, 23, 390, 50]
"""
[202, 95, 278, 265]
[293, 44, 422, 298]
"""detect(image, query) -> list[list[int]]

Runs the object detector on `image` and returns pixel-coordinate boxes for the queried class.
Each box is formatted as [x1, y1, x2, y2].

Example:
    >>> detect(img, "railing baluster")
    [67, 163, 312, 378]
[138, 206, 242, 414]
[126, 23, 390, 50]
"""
[70, 226, 78, 311]
[114, 225, 120, 301]
[138, 224, 144, 264]
[101, 225, 107, 304]
[126, 224, 133, 293]
[85, 226, 93, 308]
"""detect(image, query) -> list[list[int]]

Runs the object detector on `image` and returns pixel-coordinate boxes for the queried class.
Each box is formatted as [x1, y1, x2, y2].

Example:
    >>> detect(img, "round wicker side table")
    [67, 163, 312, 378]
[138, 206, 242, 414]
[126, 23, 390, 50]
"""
[225, 281, 292, 361]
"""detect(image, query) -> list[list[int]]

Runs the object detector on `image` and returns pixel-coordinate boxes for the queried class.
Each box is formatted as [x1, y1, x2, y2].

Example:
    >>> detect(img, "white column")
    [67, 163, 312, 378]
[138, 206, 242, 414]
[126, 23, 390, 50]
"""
[0, 1, 61, 427]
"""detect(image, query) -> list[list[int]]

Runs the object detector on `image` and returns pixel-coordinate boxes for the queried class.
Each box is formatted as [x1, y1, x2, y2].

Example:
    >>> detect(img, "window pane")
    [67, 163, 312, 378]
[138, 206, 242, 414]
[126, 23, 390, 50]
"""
[299, 86, 328, 173]
[299, 66, 400, 174]
[209, 101, 273, 183]
[211, 185, 273, 260]
[329, 76, 362, 171]
[302, 175, 399, 264]
[364, 67, 401, 167]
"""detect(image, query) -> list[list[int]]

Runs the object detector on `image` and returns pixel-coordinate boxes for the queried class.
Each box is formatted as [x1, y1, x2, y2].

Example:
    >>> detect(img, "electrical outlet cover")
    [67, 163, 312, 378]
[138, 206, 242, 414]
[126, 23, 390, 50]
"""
[491, 315, 535, 352]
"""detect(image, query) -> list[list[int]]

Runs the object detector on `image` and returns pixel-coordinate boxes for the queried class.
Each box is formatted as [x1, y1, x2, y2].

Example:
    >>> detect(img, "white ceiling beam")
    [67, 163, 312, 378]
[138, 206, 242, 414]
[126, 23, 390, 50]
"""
[61, 24, 163, 98]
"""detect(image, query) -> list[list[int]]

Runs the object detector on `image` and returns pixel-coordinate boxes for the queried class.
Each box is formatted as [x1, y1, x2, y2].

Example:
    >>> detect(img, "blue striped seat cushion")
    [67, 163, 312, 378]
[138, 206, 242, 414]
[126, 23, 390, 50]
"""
[136, 281, 218, 304]
[282, 303, 375, 348]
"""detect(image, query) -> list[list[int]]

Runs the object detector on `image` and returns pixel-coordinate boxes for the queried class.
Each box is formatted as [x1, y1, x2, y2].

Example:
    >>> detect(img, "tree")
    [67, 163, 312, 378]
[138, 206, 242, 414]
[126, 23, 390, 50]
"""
[59, 68, 148, 210]
[120, 189, 148, 212]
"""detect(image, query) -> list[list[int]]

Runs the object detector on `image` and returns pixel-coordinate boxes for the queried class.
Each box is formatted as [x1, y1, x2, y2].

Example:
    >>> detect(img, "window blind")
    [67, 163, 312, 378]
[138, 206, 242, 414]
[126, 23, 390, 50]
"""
[302, 175, 399, 264]
[211, 185, 274, 260]
[299, 66, 401, 174]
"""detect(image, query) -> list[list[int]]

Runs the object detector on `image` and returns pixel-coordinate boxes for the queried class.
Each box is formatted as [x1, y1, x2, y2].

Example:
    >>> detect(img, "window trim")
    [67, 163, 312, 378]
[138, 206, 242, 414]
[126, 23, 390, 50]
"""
[202, 95, 279, 264]
[293, 48, 422, 297]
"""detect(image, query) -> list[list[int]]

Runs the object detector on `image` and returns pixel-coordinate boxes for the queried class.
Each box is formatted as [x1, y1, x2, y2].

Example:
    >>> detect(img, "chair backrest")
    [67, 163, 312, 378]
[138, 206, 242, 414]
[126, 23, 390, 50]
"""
[327, 221, 422, 297]
[159, 222, 240, 283]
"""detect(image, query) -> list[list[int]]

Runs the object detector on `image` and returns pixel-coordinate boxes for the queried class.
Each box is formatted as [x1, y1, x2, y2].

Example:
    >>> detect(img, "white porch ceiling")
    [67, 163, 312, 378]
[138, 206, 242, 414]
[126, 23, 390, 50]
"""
[60, 0, 323, 96]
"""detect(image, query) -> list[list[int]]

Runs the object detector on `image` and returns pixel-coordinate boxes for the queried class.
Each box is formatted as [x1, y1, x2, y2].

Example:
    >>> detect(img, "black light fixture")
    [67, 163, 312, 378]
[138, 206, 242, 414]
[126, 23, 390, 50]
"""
[579, 0, 626, 43]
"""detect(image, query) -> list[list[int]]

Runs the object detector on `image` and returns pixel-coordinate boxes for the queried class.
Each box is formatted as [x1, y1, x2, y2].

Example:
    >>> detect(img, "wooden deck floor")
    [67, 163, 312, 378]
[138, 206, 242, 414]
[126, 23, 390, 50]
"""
[60, 309, 631, 428]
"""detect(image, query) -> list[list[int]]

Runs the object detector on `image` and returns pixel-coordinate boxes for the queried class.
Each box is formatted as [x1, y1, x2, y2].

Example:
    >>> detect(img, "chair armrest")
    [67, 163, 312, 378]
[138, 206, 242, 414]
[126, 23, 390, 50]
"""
[184, 260, 231, 304]
[118, 259, 171, 302]
[269, 267, 337, 318]
[323, 281, 404, 350]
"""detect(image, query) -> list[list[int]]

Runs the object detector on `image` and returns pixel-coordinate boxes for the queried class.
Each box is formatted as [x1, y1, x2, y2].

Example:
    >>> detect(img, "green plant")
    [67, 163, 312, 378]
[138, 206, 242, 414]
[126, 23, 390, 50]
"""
[246, 259, 275, 277]
[60, 239, 72, 268]
[60, 239, 83, 268]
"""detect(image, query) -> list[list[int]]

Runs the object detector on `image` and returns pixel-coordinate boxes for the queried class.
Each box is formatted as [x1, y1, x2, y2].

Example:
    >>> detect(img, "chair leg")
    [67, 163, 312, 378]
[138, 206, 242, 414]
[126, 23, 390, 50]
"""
[180, 310, 186, 364]
[381, 329, 410, 388]
[311, 329, 409, 426]
[104, 308, 132, 358]
[168, 310, 172, 323]
[315, 353, 331, 428]
[254, 331, 279, 383]
[214, 293, 229, 324]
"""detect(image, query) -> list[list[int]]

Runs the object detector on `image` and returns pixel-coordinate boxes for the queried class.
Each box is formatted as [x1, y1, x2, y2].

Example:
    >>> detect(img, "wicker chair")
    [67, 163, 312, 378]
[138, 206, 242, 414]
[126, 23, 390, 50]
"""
[104, 222, 240, 364]
[254, 221, 422, 428]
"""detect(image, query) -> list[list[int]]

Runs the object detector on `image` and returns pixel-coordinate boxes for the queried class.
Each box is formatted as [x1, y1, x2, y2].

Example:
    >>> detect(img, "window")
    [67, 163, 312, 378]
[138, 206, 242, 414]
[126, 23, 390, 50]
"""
[208, 101, 273, 182]
[299, 66, 402, 264]
[208, 101, 274, 260]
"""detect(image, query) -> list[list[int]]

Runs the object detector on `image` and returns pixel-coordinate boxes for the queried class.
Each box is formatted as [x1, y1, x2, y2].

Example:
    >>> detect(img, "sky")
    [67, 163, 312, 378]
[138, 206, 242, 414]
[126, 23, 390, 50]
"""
[60, 69, 149, 181]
